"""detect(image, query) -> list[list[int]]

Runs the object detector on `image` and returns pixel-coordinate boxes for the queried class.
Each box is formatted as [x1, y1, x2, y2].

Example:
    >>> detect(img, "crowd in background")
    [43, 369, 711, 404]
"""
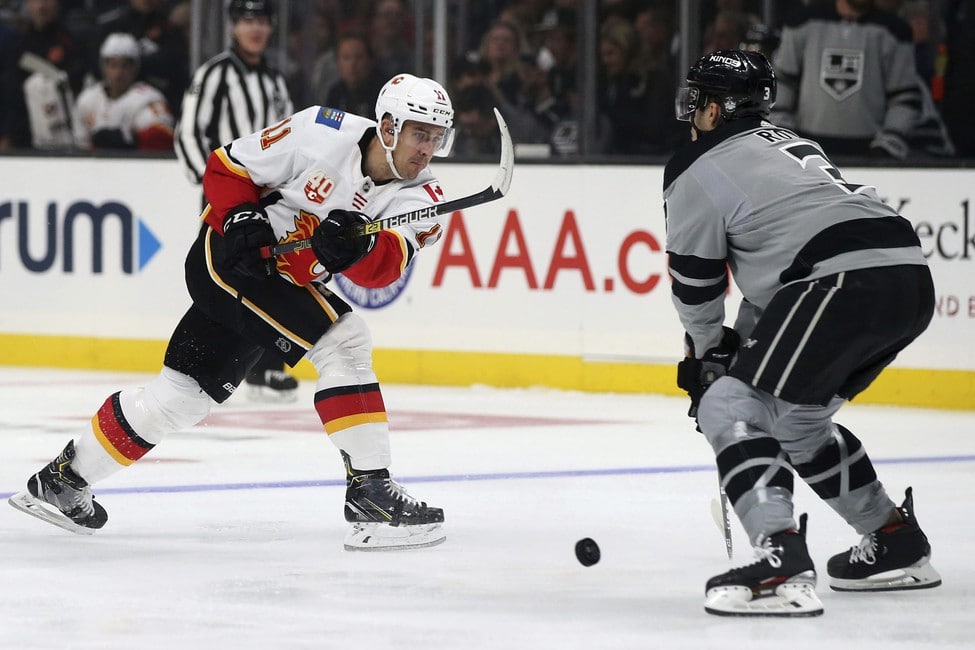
[1, 0, 973, 159]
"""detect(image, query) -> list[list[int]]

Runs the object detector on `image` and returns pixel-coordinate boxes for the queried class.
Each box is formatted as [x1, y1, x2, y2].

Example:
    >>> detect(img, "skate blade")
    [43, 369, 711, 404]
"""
[245, 384, 298, 403]
[829, 558, 943, 592]
[7, 491, 97, 536]
[344, 522, 446, 551]
[705, 582, 824, 617]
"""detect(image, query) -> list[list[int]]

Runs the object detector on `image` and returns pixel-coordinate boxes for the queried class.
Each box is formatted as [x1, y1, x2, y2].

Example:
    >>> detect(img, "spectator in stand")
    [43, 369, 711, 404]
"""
[633, 2, 683, 155]
[634, 1, 677, 73]
[772, 0, 953, 159]
[73, 32, 173, 151]
[0, 0, 91, 150]
[451, 80, 546, 158]
[941, 0, 975, 156]
[370, 0, 414, 81]
[99, 0, 188, 121]
[597, 17, 670, 155]
[701, 10, 755, 54]
[532, 7, 579, 155]
[449, 53, 492, 94]
[306, 8, 339, 108]
[740, 22, 782, 59]
[478, 19, 530, 109]
[324, 31, 385, 118]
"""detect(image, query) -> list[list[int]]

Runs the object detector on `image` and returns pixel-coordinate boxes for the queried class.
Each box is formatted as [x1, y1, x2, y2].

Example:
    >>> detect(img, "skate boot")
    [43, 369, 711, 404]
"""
[828, 487, 942, 592]
[245, 368, 298, 402]
[341, 452, 445, 551]
[8, 440, 108, 535]
[705, 514, 823, 617]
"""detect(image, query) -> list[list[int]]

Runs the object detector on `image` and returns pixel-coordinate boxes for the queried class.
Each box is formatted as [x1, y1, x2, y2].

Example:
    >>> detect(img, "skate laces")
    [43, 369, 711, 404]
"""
[384, 478, 423, 508]
[849, 534, 878, 565]
[753, 539, 785, 569]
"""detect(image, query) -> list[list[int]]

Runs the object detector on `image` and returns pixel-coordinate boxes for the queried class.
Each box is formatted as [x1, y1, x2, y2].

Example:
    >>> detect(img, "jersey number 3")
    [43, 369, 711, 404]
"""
[779, 142, 865, 194]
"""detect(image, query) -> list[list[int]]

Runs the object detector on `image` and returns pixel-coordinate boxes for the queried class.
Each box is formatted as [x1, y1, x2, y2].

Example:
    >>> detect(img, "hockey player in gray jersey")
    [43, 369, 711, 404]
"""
[771, 0, 952, 159]
[665, 49, 942, 617]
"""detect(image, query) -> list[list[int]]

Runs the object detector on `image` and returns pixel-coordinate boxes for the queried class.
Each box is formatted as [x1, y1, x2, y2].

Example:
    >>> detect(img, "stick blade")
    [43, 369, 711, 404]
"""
[491, 107, 515, 196]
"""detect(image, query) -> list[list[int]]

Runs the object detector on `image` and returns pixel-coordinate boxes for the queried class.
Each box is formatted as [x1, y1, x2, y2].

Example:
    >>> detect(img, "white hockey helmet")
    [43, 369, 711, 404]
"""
[375, 73, 455, 157]
[100, 33, 141, 61]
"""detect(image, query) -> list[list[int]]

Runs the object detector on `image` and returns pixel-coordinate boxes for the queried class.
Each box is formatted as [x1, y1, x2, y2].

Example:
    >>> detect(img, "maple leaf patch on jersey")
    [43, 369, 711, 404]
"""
[422, 182, 444, 203]
[315, 107, 345, 129]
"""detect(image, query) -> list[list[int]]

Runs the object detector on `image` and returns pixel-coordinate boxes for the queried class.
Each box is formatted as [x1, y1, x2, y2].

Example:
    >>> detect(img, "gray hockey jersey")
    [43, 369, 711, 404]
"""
[663, 117, 927, 356]
[770, 5, 921, 150]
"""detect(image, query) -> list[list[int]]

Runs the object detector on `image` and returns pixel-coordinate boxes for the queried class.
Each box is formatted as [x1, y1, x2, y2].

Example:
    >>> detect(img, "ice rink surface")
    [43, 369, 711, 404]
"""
[1, 367, 973, 650]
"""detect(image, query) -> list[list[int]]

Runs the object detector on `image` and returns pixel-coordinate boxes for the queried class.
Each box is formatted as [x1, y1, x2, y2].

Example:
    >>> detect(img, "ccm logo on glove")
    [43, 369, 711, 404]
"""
[217, 203, 277, 280]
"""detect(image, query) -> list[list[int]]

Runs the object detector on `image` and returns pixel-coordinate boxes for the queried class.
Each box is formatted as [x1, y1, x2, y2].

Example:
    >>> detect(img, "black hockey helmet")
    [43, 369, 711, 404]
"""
[228, 0, 274, 22]
[675, 49, 776, 122]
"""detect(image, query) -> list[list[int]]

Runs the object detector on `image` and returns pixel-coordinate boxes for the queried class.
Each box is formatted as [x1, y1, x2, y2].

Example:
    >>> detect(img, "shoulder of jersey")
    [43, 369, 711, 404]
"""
[130, 81, 165, 97]
[304, 106, 374, 131]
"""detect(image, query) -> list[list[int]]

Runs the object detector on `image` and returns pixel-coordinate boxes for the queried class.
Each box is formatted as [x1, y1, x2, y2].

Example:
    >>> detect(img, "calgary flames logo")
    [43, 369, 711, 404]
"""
[276, 210, 323, 285]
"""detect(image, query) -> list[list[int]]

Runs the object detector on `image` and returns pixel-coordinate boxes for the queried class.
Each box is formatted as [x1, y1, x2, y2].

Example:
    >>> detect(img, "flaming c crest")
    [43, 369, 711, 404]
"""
[276, 210, 323, 285]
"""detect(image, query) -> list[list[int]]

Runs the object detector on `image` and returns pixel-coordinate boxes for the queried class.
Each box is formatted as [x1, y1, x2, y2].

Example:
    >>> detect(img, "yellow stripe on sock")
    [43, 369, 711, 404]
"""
[324, 412, 388, 435]
[90, 414, 136, 466]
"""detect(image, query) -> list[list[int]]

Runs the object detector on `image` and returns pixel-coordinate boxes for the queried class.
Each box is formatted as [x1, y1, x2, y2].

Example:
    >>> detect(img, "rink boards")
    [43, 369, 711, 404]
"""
[0, 156, 972, 409]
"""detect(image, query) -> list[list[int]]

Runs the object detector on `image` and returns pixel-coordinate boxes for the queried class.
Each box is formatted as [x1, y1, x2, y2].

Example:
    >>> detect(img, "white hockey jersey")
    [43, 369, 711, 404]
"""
[72, 81, 174, 150]
[204, 105, 447, 287]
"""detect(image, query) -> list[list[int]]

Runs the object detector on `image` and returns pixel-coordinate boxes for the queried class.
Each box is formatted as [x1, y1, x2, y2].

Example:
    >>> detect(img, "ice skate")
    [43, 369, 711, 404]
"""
[8, 440, 108, 535]
[245, 368, 298, 403]
[704, 514, 823, 617]
[341, 452, 445, 551]
[828, 487, 942, 592]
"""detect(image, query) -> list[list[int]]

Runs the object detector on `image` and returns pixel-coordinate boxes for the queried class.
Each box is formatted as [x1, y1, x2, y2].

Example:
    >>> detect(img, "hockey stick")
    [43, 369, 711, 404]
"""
[260, 107, 514, 259]
[18, 52, 69, 83]
[709, 479, 733, 559]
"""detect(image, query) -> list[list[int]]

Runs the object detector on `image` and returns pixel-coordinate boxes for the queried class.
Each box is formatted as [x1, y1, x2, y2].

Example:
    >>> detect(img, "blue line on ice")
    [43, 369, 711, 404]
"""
[3, 454, 974, 499]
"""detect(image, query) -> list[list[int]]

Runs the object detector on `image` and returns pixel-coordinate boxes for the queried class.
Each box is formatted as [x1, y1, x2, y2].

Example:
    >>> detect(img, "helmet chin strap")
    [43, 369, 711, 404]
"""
[385, 149, 404, 180]
[377, 124, 404, 180]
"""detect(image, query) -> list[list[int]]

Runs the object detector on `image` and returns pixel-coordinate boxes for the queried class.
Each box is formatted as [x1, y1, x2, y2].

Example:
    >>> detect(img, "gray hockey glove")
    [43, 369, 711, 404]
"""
[218, 203, 276, 280]
[311, 209, 377, 273]
[676, 326, 740, 420]
[869, 131, 909, 160]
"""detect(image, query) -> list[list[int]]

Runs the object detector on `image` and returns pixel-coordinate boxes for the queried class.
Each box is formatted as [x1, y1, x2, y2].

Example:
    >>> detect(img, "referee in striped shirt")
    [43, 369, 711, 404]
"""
[174, 0, 298, 402]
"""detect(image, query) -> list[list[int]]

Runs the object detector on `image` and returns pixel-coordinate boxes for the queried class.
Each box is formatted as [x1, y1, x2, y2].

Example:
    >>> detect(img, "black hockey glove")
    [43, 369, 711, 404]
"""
[311, 209, 377, 273]
[218, 204, 276, 280]
[676, 326, 741, 421]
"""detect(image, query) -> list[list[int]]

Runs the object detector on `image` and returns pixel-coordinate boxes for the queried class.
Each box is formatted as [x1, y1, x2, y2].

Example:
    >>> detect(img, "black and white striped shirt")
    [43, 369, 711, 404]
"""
[174, 48, 293, 185]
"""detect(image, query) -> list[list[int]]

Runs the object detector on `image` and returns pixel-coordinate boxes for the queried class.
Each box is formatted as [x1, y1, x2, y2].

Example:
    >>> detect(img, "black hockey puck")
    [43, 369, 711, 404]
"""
[575, 537, 600, 566]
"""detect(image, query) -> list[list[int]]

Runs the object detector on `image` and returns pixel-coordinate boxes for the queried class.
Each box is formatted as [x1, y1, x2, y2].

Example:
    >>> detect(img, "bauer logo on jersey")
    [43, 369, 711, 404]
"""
[315, 107, 345, 129]
[304, 170, 335, 204]
[820, 49, 863, 101]
[422, 182, 445, 203]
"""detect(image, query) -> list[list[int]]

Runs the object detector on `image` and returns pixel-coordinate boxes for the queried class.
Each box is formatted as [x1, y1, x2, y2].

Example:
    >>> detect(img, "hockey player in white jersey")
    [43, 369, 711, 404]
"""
[72, 33, 174, 151]
[10, 73, 455, 551]
[666, 50, 941, 617]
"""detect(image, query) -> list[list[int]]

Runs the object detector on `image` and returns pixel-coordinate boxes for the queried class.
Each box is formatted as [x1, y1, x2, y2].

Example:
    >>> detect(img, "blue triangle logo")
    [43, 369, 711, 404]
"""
[138, 220, 162, 270]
